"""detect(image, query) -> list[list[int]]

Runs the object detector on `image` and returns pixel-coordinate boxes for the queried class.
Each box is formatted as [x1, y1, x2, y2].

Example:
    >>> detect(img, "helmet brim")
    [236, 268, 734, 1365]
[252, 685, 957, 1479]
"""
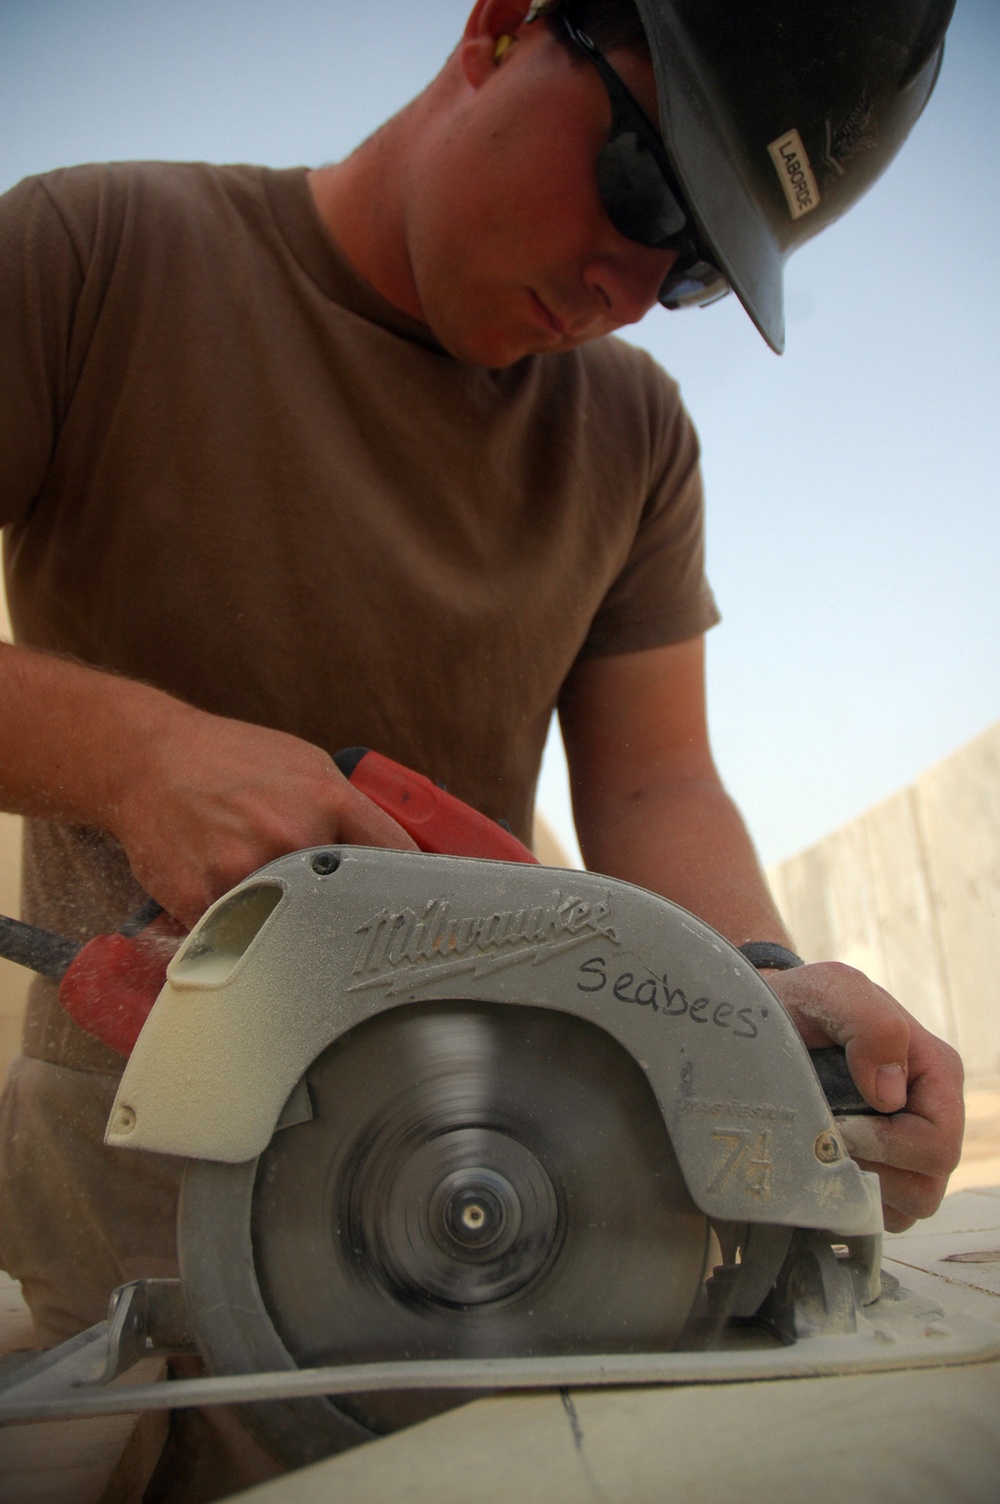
[633, 0, 787, 352]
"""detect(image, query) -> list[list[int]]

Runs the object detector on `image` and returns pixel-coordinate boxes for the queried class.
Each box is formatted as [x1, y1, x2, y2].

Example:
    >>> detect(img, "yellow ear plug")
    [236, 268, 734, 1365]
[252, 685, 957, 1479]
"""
[494, 34, 515, 62]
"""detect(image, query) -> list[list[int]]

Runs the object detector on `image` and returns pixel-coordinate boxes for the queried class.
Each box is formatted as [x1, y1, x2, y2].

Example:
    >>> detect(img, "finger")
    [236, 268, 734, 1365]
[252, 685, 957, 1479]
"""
[903, 1024, 965, 1142]
[134, 866, 222, 932]
[835, 1015, 964, 1230]
[836, 1110, 957, 1180]
[846, 1154, 951, 1229]
[335, 777, 419, 852]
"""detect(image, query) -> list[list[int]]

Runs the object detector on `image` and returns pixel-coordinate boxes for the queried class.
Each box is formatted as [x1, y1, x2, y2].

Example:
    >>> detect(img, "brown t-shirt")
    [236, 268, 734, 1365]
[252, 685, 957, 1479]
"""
[0, 162, 719, 1069]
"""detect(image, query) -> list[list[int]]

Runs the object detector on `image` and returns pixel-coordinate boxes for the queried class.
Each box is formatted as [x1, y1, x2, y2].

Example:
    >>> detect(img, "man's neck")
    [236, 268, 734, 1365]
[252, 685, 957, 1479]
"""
[307, 104, 425, 325]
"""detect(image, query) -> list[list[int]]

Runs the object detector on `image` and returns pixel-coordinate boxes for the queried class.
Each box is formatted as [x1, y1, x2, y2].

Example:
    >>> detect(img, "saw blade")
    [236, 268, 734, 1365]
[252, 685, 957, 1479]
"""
[244, 999, 708, 1435]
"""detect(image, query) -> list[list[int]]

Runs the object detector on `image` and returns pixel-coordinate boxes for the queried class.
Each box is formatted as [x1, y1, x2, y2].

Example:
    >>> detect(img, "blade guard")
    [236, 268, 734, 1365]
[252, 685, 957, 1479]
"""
[106, 846, 881, 1238]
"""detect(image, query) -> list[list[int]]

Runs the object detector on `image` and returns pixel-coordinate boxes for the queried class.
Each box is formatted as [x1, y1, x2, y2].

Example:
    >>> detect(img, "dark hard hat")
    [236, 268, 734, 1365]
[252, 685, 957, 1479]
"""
[631, 0, 956, 350]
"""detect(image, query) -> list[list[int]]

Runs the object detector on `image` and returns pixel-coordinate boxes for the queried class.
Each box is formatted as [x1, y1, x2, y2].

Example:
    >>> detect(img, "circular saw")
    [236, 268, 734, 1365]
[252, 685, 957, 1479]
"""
[96, 837, 881, 1464]
[1, 753, 910, 1467]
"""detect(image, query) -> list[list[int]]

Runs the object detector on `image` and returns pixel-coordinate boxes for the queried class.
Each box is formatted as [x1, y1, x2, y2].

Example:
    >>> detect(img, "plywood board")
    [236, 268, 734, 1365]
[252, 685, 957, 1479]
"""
[230, 1188, 1000, 1504]
[0, 1392, 167, 1504]
[229, 1361, 1000, 1504]
[0, 1275, 167, 1504]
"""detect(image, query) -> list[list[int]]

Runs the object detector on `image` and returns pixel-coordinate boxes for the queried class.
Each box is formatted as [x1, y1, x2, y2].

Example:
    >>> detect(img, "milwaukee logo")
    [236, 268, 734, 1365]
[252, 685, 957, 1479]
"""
[350, 890, 619, 995]
[768, 129, 820, 221]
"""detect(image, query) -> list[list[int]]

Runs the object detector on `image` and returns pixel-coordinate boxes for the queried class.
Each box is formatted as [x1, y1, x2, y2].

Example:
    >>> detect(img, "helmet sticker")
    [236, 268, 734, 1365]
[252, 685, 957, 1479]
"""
[767, 129, 821, 221]
[823, 86, 879, 178]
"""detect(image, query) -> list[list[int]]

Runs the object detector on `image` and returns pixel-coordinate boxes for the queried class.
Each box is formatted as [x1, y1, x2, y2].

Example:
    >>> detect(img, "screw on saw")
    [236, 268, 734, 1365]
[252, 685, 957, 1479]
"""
[443, 1182, 510, 1250]
[430, 1165, 523, 1263]
[814, 1130, 844, 1164]
[311, 852, 341, 876]
[111, 1105, 137, 1136]
[461, 1203, 487, 1233]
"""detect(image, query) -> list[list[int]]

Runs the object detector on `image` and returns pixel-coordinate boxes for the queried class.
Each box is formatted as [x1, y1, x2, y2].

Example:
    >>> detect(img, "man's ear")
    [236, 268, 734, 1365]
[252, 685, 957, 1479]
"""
[459, 0, 536, 87]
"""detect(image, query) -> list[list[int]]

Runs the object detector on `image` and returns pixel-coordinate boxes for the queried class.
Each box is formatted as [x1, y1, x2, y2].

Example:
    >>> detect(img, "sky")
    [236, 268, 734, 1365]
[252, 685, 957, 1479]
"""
[1, 0, 997, 867]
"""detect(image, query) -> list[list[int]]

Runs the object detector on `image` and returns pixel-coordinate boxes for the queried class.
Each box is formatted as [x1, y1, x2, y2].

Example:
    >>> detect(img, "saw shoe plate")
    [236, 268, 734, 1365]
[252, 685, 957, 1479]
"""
[180, 1000, 709, 1459]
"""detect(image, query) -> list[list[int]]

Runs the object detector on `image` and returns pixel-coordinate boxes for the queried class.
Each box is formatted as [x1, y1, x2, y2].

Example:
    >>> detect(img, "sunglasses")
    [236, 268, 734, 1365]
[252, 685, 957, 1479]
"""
[558, 12, 730, 311]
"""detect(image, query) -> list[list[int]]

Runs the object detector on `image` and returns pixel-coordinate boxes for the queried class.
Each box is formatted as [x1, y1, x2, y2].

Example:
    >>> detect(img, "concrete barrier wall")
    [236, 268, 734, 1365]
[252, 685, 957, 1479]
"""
[767, 720, 1000, 1080]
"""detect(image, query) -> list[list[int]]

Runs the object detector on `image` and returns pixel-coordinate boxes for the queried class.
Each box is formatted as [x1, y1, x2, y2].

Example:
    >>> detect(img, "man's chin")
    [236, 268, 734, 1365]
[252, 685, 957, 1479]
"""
[440, 332, 543, 369]
[426, 310, 566, 369]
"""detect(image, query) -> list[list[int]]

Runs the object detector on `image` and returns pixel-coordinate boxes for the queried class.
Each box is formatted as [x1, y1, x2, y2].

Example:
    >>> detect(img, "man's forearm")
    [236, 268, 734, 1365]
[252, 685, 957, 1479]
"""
[572, 769, 793, 949]
[0, 640, 415, 925]
[559, 638, 792, 949]
[0, 640, 171, 830]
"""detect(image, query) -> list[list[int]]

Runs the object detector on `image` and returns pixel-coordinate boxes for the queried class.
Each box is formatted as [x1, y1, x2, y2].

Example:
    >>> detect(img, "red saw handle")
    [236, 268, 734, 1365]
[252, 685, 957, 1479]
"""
[49, 750, 535, 1055]
[333, 747, 538, 864]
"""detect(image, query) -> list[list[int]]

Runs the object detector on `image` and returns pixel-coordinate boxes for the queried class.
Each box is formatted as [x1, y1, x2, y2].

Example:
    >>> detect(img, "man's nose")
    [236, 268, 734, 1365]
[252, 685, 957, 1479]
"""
[580, 246, 677, 329]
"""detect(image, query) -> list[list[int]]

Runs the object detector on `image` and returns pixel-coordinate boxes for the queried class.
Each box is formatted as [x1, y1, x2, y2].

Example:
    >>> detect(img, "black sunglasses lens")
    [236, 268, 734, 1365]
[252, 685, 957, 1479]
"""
[658, 259, 730, 310]
[564, 14, 732, 313]
[597, 132, 687, 248]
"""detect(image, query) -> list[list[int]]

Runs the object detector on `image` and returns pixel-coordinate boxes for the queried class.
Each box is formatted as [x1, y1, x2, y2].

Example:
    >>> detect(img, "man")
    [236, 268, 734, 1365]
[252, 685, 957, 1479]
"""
[0, 0, 963, 1489]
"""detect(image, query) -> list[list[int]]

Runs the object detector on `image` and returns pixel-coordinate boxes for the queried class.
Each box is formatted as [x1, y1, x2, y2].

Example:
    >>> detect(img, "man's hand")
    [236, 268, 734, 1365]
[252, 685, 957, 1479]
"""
[766, 962, 965, 1231]
[111, 703, 418, 929]
[0, 643, 418, 929]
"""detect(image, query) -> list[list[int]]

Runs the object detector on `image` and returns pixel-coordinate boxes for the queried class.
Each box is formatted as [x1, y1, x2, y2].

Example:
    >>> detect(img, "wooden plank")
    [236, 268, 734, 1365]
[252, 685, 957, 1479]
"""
[0, 1275, 167, 1504]
[231, 1190, 1000, 1504]
[0, 1389, 167, 1504]
[229, 1360, 1000, 1504]
[884, 1183, 1000, 1299]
